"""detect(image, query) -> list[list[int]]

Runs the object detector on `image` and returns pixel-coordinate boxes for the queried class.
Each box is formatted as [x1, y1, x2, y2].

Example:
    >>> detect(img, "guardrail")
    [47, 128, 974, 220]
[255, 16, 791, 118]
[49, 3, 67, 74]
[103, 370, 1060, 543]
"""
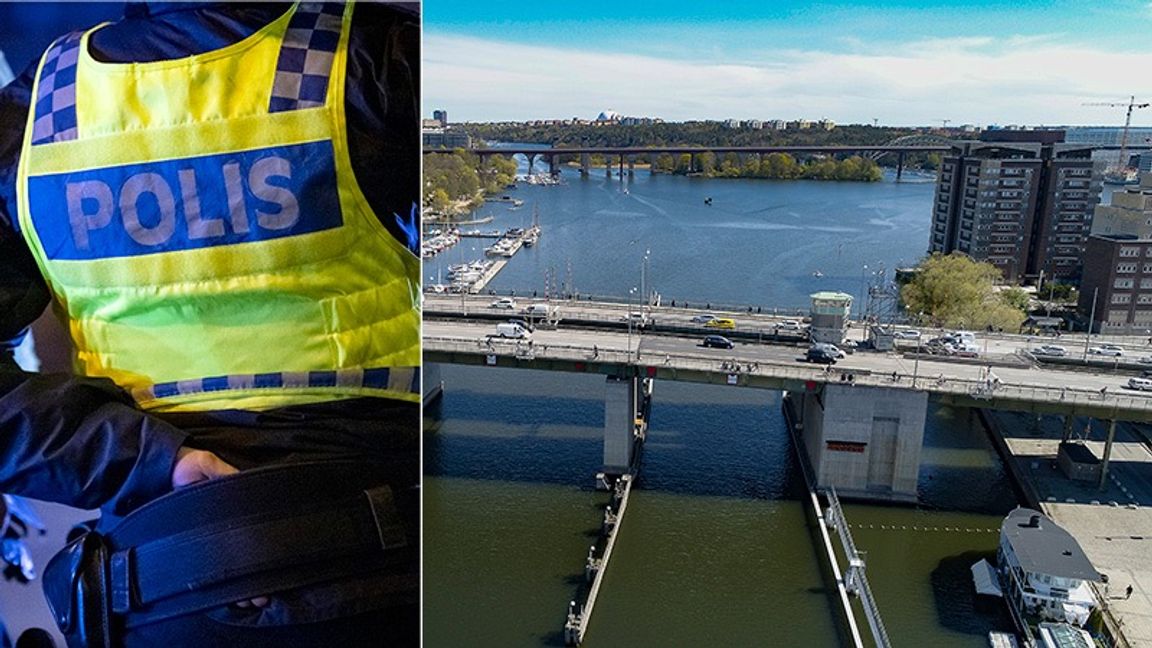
[825, 488, 892, 648]
[424, 335, 1152, 415]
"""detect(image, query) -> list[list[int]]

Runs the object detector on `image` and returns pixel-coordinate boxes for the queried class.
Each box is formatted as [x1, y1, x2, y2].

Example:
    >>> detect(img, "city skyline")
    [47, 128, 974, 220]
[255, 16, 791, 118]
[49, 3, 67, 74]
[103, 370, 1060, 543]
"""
[425, 0, 1152, 126]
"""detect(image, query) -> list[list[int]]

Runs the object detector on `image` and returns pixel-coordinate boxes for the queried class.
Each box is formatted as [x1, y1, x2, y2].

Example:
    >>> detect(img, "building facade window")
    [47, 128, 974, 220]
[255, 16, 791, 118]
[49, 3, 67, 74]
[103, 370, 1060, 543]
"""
[1120, 247, 1141, 257]
[1118, 263, 1137, 273]
[1112, 293, 1132, 304]
[1115, 278, 1135, 289]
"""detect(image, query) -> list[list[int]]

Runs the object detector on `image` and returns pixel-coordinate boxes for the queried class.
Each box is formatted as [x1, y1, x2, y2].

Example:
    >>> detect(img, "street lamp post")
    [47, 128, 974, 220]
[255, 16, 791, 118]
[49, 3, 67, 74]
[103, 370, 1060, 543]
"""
[628, 287, 637, 363]
[1083, 287, 1099, 360]
[858, 264, 869, 322]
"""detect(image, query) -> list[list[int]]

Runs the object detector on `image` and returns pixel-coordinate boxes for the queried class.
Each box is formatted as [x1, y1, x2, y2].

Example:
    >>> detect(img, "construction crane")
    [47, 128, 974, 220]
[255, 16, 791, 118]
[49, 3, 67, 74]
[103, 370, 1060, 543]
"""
[1083, 95, 1151, 183]
[936, 119, 951, 129]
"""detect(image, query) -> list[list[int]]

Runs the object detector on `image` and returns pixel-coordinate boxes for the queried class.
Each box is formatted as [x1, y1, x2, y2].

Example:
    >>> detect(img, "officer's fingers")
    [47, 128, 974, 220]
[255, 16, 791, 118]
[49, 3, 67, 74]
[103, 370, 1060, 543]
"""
[232, 596, 271, 609]
[171, 448, 239, 488]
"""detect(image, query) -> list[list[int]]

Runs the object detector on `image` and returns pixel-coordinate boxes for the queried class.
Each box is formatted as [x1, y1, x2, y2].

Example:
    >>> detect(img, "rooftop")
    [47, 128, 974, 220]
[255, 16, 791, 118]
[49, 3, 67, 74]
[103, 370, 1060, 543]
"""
[1001, 508, 1101, 582]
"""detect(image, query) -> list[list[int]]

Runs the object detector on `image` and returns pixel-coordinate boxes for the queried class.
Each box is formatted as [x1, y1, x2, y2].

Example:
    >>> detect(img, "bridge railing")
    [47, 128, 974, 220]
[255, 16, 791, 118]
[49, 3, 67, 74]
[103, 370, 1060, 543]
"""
[423, 335, 1152, 414]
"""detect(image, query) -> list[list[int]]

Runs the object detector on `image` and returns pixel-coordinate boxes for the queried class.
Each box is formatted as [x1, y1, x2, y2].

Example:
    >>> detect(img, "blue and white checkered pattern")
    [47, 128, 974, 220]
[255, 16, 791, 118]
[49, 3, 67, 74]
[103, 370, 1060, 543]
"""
[132, 367, 420, 403]
[31, 31, 83, 146]
[269, 3, 343, 113]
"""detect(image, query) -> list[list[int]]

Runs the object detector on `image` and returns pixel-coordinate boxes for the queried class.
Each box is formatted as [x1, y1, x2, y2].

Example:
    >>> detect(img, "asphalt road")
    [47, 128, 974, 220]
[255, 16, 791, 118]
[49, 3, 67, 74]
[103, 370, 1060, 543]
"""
[423, 320, 1152, 396]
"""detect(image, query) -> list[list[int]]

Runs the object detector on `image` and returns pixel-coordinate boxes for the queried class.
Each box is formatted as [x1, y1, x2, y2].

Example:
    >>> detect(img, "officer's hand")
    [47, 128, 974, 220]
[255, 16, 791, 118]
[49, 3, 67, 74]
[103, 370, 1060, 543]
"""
[171, 447, 238, 488]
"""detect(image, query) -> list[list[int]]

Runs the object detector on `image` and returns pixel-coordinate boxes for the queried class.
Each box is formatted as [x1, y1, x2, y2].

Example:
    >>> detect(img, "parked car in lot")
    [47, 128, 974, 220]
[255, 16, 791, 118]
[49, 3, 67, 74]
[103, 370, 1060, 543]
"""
[953, 342, 980, 358]
[805, 345, 838, 364]
[1033, 345, 1067, 357]
[1128, 377, 1152, 391]
[702, 335, 734, 349]
[704, 318, 735, 330]
[490, 297, 516, 310]
[690, 313, 718, 324]
[894, 330, 921, 340]
[1088, 344, 1124, 357]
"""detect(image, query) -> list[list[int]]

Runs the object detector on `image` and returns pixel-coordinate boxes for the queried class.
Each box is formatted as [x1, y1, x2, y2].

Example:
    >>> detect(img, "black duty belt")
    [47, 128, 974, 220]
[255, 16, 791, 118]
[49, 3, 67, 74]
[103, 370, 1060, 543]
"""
[44, 460, 415, 639]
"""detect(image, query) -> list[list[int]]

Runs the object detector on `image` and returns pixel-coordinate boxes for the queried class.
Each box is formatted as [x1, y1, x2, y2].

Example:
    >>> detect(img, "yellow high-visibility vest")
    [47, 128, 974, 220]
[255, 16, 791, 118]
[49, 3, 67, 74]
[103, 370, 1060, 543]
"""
[16, 2, 420, 412]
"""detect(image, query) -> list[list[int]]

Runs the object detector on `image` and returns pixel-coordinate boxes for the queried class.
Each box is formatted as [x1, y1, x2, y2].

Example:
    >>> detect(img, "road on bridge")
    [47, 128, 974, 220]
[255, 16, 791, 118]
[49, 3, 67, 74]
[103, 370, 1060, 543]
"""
[422, 320, 1151, 398]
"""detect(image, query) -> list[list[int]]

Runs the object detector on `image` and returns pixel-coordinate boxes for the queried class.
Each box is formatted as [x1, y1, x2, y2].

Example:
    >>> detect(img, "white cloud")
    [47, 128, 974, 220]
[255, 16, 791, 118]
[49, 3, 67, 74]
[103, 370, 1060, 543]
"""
[424, 33, 1151, 126]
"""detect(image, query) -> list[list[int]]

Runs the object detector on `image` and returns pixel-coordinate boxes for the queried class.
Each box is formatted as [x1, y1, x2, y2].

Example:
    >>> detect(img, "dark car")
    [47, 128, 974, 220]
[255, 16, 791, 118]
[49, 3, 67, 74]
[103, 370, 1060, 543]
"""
[702, 335, 734, 349]
[806, 346, 838, 364]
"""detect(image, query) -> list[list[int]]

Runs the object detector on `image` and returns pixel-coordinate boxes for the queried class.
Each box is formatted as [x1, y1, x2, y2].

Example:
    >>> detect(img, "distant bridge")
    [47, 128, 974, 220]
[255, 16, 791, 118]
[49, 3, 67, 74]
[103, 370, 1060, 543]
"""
[424, 139, 1132, 180]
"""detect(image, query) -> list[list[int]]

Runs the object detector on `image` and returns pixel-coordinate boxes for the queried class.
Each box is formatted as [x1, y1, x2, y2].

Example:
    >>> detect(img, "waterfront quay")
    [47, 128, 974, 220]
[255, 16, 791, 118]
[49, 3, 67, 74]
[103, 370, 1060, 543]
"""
[983, 411, 1152, 647]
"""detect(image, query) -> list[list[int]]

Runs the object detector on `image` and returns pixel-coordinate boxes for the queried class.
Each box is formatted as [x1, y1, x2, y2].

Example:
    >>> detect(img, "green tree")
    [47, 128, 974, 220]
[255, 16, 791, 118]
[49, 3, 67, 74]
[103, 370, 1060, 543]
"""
[697, 151, 717, 176]
[998, 286, 1031, 312]
[901, 253, 1027, 331]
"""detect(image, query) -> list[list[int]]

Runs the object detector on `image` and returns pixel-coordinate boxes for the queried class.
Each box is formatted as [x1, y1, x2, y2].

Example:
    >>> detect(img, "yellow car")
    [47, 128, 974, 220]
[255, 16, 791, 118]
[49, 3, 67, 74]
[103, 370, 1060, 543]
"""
[704, 318, 735, 330]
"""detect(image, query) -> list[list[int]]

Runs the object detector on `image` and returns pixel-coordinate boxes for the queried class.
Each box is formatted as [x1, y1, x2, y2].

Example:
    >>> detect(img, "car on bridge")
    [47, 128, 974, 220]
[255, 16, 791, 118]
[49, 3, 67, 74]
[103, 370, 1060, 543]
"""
[894, 330, 921, 340]
[1032, 345, 1067, 357]
[493, 322, 531, 339]
[1088, 344, 1124, 357]
[810, 342, 846, 359]
[623, 312, 652, 328]
[1139, 355, 1152, 365]
[805, 345, 838, 364]
[1127, 377, 1152, 391]
[777, 320, 802, 331]
[506, 318, 534, 332]
[490, 297, 516, 310]
[690, 313, 718, 324]
[704, 318, 735, 330]
[702, 335, 734, 349]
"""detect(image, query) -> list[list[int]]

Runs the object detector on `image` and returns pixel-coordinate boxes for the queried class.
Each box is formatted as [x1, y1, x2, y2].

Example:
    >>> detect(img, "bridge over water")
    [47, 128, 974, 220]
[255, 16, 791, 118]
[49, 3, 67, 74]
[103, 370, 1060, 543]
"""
[424, 140, 1131, 180]
[425, 296, 1152, 503]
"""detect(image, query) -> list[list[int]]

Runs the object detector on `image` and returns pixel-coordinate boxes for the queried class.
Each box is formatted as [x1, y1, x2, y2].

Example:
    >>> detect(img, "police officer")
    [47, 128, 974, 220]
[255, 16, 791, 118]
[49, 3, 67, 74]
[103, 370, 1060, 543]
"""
[0, 2, 419, 646]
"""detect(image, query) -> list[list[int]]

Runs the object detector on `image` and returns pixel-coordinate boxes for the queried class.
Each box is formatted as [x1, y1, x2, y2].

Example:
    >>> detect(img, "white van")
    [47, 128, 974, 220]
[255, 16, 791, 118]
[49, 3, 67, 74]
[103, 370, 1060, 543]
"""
[523, 303, 555, 317]
[952, 330, 976, 343]
[1128, 377, 1152, 392]
[494, 322, 531, 339]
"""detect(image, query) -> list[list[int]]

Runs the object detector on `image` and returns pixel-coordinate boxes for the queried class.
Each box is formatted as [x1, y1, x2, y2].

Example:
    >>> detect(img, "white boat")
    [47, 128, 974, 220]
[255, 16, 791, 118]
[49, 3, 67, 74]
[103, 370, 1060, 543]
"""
[987, 631, 1019, 648]
[975, 508, 1101, 644]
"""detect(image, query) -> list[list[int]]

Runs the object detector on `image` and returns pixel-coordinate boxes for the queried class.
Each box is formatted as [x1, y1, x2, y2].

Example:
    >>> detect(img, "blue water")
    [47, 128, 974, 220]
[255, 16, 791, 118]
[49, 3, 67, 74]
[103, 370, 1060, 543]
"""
[429, 167, 937, 309]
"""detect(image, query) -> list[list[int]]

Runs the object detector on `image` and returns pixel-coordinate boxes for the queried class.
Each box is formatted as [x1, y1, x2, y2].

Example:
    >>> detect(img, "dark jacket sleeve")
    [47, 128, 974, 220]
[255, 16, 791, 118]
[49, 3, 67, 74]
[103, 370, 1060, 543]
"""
[0, 365, 187, 515]
[0, 63, 185, 516]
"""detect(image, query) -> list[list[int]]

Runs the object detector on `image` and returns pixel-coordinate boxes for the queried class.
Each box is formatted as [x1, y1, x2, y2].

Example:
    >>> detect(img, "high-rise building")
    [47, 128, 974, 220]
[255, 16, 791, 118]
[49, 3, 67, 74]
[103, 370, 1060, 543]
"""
[432, 109, 448, 127]
[1078, 233, 1152, 334]
[928, 130, 1104, 283]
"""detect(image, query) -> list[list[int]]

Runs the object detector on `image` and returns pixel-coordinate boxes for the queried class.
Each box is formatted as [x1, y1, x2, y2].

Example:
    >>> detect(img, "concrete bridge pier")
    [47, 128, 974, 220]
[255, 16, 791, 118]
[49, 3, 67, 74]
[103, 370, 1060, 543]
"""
[601, 375, 652, 480]
[895, 152, 905, 182]
[796, 383, 927, 502]
[627, 154, 635, 177]
[549, 154, 559, 176]
[606, 156, 613, 178]
[689, 152, 698, 174]
[580, 152, 591, 177]
[525, 153, 538, 176]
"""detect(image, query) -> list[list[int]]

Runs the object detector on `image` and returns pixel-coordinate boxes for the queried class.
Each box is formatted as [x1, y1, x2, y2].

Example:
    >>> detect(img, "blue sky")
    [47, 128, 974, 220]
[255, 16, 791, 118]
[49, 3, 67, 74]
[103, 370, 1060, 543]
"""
[424, 1, 1152, 125]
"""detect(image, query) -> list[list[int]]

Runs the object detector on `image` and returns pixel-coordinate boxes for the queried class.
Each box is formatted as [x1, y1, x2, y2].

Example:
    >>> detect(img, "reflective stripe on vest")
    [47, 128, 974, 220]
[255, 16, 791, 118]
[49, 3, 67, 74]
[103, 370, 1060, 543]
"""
[16, 2, 420, 412]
